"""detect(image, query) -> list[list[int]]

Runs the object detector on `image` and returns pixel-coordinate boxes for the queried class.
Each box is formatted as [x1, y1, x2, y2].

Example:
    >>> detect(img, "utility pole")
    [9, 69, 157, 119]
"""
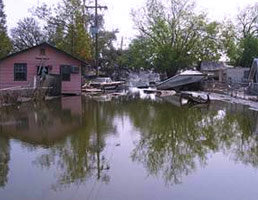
[86, 0, 107, 76]
[120, 37, 124, 50]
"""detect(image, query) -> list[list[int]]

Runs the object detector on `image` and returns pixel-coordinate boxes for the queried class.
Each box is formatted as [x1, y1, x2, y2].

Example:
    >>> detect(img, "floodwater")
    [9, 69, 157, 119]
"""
[1, 92, 258, 200]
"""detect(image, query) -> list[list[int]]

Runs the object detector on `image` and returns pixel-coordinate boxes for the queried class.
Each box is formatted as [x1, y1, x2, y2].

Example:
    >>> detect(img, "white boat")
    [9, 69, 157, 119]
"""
[89, 77, 124, 90]
[156, 70, 205, 90]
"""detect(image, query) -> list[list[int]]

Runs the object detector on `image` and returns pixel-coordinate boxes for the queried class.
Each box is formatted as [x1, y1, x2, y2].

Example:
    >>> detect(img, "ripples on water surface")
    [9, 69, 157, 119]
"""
[1, 94, 258, 200]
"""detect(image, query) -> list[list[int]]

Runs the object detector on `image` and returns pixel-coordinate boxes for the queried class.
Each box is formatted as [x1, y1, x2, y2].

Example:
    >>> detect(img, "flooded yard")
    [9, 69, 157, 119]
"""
[1, 92, 258, 200]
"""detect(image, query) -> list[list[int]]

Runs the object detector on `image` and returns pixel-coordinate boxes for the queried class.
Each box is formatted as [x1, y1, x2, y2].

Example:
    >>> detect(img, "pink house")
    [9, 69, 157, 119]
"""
[0, 42, 86, 95]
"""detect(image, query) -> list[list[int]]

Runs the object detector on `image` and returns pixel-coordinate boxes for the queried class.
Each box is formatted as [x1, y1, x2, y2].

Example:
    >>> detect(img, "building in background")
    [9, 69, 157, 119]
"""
[200, 61, 228, 82]
[227, 67, 250, 84]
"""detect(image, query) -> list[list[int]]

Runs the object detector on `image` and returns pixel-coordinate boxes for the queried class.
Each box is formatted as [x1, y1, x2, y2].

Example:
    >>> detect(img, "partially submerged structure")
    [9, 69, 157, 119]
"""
[0, 43, 86, 95]
[227, 67, 250, 84]
[200, 61, 227, 82]
[248, 58, 258, 94]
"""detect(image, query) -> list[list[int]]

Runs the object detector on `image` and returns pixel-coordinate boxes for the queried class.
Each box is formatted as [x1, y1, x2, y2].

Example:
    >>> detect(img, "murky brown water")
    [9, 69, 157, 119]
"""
[1, 92, 258, 200]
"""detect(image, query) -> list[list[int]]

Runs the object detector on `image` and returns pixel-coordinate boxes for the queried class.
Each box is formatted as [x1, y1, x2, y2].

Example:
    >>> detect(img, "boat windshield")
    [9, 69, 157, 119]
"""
[180, 70, 203, 75]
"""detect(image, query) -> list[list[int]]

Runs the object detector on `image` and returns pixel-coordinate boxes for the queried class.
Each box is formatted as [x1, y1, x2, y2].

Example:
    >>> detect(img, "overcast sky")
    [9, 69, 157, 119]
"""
[4, 0, 258, 47]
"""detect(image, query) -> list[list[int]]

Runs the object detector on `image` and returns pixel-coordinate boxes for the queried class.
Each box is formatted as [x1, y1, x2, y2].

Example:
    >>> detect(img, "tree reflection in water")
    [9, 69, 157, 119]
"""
[33, 99, 118, 190]
[122, 99, 258, 185]
[0, 136, 9, 188]
[0, 98, 118, 189]
[1, 95, 258, 189]
[29, 97, 258, 187]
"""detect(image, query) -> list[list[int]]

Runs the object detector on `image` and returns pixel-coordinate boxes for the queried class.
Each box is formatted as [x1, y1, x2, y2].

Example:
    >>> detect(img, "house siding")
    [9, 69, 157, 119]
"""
[0, 44, 82, 95]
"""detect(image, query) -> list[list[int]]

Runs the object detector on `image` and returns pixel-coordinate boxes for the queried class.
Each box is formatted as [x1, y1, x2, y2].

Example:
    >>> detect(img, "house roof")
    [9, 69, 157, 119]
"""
[0, 42, 88, 64]
[200, 61, 226, 71]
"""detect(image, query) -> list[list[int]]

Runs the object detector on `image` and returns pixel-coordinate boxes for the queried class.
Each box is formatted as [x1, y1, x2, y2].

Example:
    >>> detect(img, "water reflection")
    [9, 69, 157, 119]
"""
[124, 99, 258, 184]
[0, 136, 9, 188]
[0, 97, 117, 189]
[32, 99, 119, 189]
[0, 97, 82, 145]
[0, 95, 258, 198]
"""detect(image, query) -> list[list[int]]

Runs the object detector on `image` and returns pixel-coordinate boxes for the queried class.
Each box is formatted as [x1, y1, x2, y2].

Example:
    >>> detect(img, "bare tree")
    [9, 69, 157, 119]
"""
[237, 3, 258, 38]
[11, 17, 45, 51]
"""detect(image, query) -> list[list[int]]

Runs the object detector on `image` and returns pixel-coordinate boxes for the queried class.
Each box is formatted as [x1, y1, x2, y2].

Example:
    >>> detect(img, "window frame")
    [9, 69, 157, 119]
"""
[14, 63, 27, 81]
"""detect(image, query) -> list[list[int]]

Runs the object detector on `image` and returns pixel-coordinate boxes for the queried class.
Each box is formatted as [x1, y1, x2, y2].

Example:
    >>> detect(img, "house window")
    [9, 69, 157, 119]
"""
[40, 48, 46, 56]
[14, 63, 27, 81]
[61, 65, 71, 81]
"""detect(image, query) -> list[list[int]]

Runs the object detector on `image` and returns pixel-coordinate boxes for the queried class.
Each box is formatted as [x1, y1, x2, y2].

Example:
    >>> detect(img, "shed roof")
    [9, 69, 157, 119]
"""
[200, 61, 226, 71]
[0, 42, 87, 64]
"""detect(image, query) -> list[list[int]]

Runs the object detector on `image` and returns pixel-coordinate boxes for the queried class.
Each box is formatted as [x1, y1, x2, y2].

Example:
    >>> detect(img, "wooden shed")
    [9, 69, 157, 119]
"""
[0, 42, 86, 95]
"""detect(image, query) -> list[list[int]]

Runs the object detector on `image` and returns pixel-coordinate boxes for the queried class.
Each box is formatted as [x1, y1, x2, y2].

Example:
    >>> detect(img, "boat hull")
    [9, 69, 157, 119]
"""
[89, 81, 124, 90]
[157, 74, 205, 90]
